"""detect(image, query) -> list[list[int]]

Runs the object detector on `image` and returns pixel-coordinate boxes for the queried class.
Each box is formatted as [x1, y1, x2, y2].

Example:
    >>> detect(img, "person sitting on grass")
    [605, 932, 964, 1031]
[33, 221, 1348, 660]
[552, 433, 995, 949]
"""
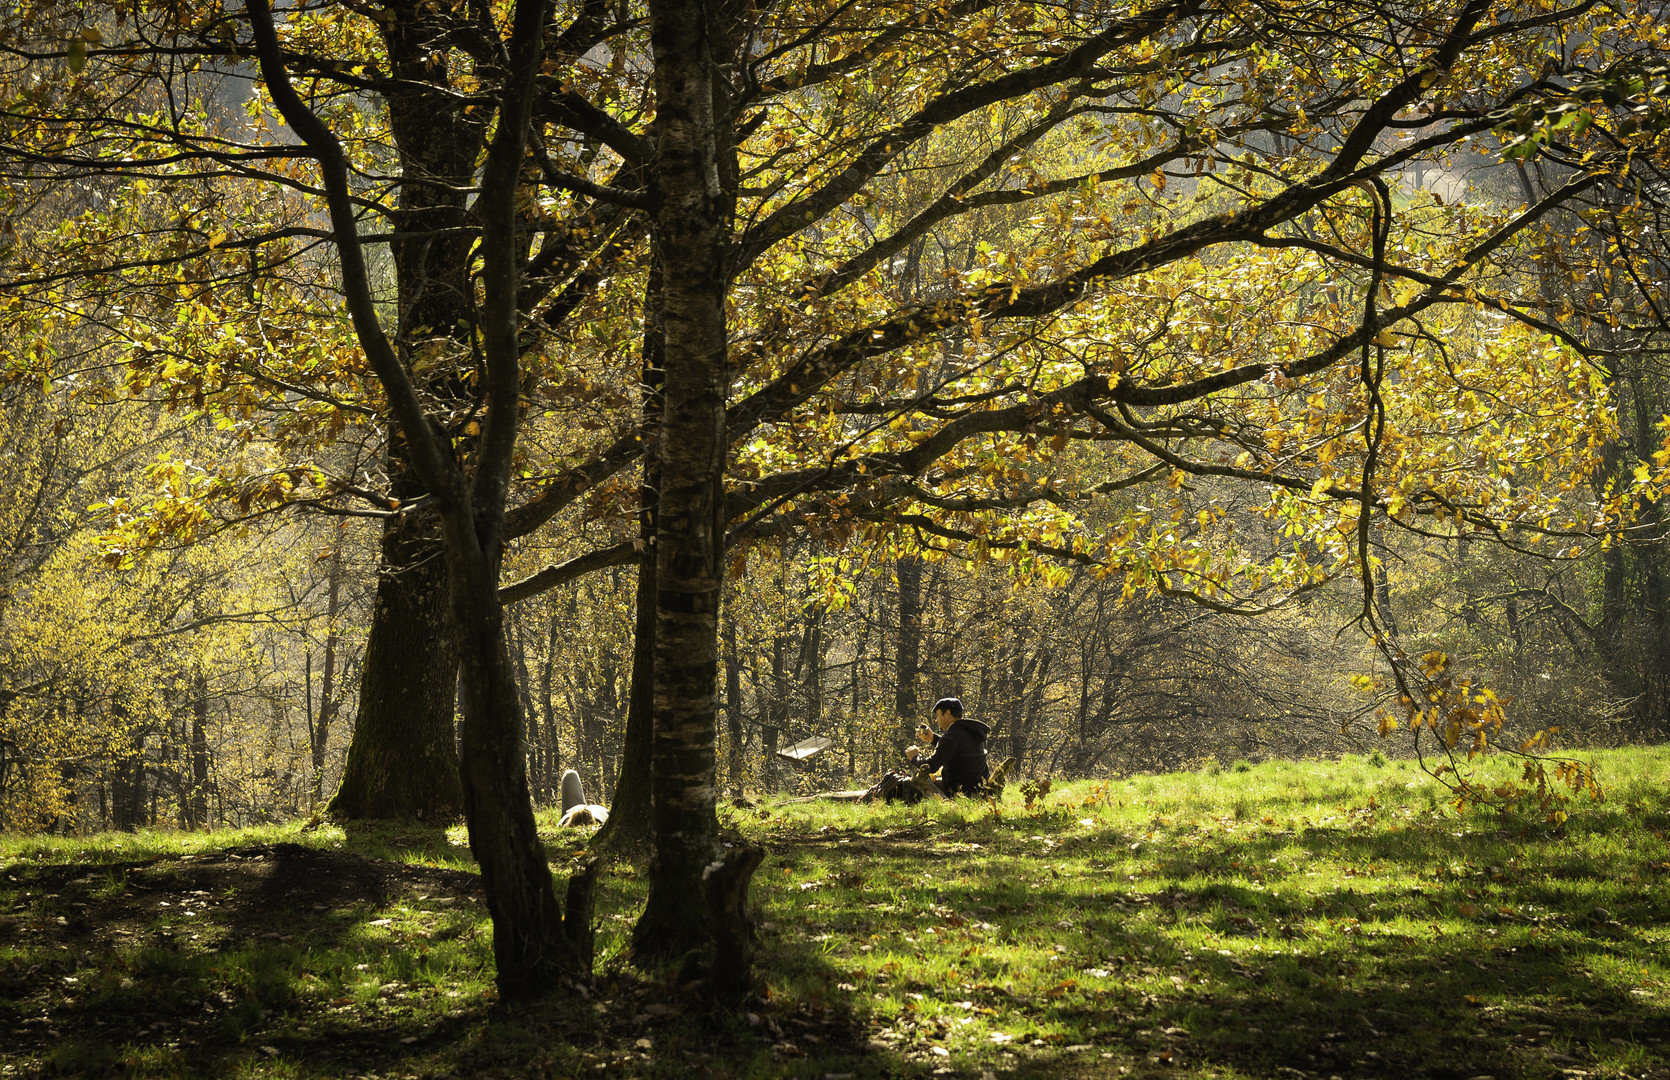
[904, 697, 992, 797]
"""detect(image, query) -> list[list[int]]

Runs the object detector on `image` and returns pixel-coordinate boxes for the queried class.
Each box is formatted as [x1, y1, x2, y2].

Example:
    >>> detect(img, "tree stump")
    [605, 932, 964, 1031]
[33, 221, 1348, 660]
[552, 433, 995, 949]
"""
[981, 756, 1017, 799]
[910, 767, 947, 802]
[560, 857, 601, 975]
[702, 844, 765, 999]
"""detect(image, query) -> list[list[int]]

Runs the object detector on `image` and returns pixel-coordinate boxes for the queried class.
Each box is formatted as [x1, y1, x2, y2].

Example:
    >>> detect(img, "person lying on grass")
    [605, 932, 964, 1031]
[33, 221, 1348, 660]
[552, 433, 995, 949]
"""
[904, 697, 992, 797]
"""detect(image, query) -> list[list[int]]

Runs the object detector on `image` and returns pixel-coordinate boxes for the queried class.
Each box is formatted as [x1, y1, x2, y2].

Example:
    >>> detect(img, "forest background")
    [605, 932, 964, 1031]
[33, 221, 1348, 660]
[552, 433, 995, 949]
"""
[0, 0, 1666, 967]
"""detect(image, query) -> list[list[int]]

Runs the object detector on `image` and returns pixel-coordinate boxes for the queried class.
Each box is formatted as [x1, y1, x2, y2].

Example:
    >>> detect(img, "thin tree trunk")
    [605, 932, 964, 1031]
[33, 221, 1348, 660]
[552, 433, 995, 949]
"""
[595, 258, 664, 852]
[190, 667, 210, 829]
[452, 542, 588, 994]
[1005, 650, 1030, 773]
[312, 534, 344, 807]
[804, 603, 824, 725]
[1372, 559, 1400, 640]
[111, 718, 144, 832]
[848, 625, 864, 777]
[895, 555, 923, 736]
[540, 607, 562, 788]
[1627, 372, 1670, 735]
[593, 551, 656, 851]
[724, 606, 745, 791]
[763, 630, 788, 793]
[508, 608, 543, 801]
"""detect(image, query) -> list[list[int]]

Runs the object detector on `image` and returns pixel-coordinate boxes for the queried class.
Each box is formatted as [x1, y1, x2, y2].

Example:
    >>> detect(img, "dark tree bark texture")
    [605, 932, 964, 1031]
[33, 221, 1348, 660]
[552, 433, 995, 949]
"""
[330, 528, 463, 821]
[251, 0, 593, 1000]
[703, 844, 764, 1000]
[595, 269, 665, 853]
[633, 0, 731, 963]
[325, 0, 487, 823]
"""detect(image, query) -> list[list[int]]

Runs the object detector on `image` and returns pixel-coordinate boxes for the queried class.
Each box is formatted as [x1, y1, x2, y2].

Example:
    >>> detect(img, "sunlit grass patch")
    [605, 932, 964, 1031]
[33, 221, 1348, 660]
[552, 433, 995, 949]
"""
[2, 746, 1669, 1077]
[741, 745, 1670, 1077]
[0, 822, 305, 867]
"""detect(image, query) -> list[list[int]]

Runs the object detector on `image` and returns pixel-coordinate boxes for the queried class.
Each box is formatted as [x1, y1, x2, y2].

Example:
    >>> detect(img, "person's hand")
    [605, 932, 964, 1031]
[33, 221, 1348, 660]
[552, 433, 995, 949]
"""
[905, 746, 920, 762]
[916, 723, 933, 745]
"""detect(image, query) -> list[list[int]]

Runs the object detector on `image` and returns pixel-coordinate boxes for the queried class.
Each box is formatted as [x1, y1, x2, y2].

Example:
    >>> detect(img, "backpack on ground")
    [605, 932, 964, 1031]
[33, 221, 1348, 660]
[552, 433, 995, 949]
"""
[863, 771, 924, 805]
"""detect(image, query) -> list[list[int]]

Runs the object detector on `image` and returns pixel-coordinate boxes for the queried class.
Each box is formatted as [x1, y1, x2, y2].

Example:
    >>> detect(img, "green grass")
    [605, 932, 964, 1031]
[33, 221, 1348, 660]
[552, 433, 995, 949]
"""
[3, 747, 1670, 1078]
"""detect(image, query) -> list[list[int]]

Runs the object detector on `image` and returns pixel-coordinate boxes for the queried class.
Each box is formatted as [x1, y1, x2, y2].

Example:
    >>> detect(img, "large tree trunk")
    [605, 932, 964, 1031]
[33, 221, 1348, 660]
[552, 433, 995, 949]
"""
[633, 0, 730, 964]
[251, 0, 589, 1001]
[329, 524, 463, 821]
[325, 0, 486, 823]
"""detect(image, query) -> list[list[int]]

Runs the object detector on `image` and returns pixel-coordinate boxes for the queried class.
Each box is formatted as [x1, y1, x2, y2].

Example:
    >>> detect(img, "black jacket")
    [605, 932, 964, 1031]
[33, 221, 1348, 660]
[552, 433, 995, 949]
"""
[919, 718, 991, 796]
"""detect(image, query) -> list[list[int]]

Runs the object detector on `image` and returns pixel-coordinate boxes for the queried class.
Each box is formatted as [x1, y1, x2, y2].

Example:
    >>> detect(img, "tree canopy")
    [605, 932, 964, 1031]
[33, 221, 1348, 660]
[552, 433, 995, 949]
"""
[1, 0, 1668, 994]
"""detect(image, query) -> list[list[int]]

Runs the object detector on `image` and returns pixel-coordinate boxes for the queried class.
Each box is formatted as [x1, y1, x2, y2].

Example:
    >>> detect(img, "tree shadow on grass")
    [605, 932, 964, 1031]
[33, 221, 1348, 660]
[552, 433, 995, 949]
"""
[0, 839, 505, 1078]
[753, 813, 1670, 1080]
[829, 873, 1670, 1080]
[3, 823, 904, 1077]
[335, 817, 465, 866]
[11, 809, 1666, 1079]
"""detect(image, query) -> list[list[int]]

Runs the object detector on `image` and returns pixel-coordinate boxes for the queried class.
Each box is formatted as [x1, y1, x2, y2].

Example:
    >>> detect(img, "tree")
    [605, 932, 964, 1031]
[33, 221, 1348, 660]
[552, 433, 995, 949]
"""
[626, 0, 733, 962]
[598, 0, 1670, 849]
[254, 0, 598, 996]
[7, 0, 1668, 984]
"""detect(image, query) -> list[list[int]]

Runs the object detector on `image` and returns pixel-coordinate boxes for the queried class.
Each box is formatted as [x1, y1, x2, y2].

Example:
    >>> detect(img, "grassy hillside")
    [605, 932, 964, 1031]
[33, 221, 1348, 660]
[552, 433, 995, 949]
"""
[3, 747, 1669, 1079]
